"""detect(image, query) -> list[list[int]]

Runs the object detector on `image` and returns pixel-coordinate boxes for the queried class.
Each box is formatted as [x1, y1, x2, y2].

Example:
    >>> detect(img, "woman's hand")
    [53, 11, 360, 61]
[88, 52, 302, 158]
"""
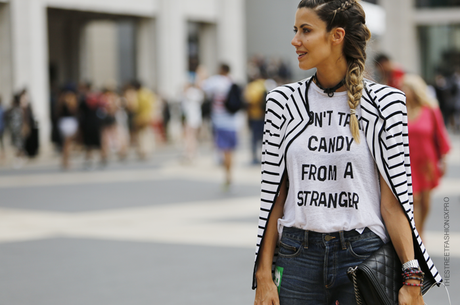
[398, 282, 424, 305]
[254, 275, 279, 305]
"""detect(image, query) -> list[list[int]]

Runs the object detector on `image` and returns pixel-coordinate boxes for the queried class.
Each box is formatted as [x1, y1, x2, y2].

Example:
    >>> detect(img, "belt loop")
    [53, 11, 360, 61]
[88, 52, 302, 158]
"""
[339, 231, 346, 250]
[304, 230, 309, 249]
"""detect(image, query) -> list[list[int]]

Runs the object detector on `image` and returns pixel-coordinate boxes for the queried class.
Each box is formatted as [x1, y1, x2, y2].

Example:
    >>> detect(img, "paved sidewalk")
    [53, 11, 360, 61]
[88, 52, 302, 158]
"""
[0, 133, 458, 304]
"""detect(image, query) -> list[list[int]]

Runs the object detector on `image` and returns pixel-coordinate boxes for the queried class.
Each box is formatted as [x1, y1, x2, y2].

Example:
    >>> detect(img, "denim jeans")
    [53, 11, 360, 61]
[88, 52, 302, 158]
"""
[276, 227, 384, 305]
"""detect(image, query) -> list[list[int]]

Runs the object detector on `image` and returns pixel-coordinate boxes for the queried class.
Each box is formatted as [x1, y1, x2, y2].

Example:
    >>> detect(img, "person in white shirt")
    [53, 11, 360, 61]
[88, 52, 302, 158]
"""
[182, 83, 204, 161]
[202, 64, 238, 188]
[253, 1, 440, 304]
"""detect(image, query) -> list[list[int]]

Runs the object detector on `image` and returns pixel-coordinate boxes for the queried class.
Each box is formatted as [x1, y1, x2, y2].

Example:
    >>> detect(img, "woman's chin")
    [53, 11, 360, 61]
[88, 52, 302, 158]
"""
[298, 63, 313, 71]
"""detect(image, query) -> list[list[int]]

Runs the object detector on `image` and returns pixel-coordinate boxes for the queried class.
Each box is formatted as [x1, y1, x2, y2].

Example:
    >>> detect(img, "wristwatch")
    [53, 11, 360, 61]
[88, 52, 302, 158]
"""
[402, 259, 420, 271]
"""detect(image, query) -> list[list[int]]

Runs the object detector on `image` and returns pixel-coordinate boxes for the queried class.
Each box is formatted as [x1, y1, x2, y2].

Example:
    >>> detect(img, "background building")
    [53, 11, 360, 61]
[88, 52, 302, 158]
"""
[379, 0, 460, 82]
[245, 0, 460, 84]
[245, 0, 385, 82]
[1, 0, 460, 151]
[0, 0, 246, 151]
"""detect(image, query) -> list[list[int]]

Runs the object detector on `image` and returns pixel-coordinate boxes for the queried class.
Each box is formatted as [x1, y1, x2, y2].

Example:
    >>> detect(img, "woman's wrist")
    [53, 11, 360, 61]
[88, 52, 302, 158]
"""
[256, 269, 273, 282]
[402, 259, 419, 271]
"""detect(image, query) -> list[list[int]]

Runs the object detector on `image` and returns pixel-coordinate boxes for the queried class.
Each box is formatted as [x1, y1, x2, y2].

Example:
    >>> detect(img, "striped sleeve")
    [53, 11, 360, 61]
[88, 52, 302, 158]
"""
[365, 82, 443, 286]
[252, 88, 289, 289]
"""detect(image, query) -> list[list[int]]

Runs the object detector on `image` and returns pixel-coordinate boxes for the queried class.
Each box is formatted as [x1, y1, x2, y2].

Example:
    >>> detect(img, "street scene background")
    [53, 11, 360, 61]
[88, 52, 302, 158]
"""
[0, 0, 460, 304]
[0, 132, 458, 304]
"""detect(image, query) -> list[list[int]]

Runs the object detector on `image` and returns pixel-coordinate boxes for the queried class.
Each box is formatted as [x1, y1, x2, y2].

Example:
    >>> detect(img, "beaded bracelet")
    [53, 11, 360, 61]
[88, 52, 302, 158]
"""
[402, 269, 424, 277]
[402, 272, 424, 279]
[403, 282, 424, 287]
[404, 276, 424, 281]
[404, 267, 423, 271]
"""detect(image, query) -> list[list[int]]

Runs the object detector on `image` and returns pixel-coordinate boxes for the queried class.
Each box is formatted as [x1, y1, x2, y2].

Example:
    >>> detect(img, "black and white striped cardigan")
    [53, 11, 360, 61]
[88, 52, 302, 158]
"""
[252, 77, 442, 290]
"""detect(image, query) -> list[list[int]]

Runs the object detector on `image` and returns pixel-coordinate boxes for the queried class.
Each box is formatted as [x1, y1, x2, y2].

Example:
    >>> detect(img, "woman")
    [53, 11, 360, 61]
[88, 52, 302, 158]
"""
[99, 87, 119, 165]
[253, 1, 441, 304]
[402, 74, 450, 240]
[8, 93, 27, 165]
[182, 82, 204, 161]
[57, 87, 79, 169]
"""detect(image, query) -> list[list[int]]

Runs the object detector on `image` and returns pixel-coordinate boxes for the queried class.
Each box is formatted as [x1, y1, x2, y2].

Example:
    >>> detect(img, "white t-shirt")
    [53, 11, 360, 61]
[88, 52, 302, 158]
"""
[278, 81, 388, 243]
[202, 74, 237, 131]
[183, 86, 204, 128]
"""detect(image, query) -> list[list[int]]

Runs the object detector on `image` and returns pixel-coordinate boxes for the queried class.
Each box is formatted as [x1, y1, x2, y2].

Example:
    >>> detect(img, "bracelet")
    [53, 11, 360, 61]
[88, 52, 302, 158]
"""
[402, 272, 424, 279]
[404, 276, 424, 281]
[403, 281, 423, 287]
[402, 259, 420, 271]
[402, 267, 424, 275]
[402, 268, 424, 283]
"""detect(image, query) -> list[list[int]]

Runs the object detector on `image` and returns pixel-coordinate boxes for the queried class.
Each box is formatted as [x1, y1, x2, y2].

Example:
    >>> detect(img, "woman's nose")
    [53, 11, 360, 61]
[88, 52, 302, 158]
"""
[291, 34, 301, 47]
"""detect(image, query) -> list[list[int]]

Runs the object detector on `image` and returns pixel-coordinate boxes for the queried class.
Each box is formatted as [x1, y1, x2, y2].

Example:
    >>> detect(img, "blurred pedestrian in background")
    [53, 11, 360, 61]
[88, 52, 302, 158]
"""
[78, 82, 103, 169]
[99, 84, 119, 166]
[401, 74, 451, 240]
[122, 83, 138, 151]
[452, 69, 460, 132]
[194, 65, 213, 142]
[202, 63, 239, 189]
[244, 75, 267, 165]
[0, 96, 5, 159]
[374, 53, 405, 89]
[7, 92, 29, 167]
[20, 89, 39, 159]
[247, 54, 292, 84]
[131, 80, 155, 160]
[181, 82, 204, 162]
[434, 72, 458, 130]
[57, 85, 79, 169]
[115, 92, 130, 161]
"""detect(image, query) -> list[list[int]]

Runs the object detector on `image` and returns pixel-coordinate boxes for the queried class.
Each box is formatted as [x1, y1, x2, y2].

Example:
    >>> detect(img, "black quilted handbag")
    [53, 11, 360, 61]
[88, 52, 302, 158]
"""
[347, 242, 431, 305]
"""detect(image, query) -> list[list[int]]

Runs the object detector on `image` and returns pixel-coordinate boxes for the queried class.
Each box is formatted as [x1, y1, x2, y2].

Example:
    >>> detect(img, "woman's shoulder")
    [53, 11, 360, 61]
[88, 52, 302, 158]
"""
[267, 78, 311, 102]
[363, 79, 405, 98]
[362, 79, 406, 115]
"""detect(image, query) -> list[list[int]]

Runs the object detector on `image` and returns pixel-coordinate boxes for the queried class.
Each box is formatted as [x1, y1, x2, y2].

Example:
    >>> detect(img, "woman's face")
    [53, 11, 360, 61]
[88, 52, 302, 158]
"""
[291, 8, 333, 71]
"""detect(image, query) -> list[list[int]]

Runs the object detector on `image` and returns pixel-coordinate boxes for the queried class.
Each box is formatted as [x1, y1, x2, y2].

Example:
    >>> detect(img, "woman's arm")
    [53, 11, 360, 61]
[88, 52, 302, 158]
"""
[254, 174, 288, 305]
[380, 173, 424, 305]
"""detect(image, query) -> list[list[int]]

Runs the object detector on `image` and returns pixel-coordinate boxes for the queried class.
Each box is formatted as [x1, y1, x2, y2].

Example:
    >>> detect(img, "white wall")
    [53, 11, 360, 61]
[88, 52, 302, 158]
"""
[217, 0, 246, 83]
[156, 0, 246, 99]
[379, 0, 419, 74]
[136, 18, 156, 90]
[82, 21, 118, 90]
[156, 0, 187, 98]
[199, 23, 218, 77]
[0, 3, 13, 105]
[185, 0, 218, 22]
[4, 0, 247, 150]
[10, 0, 50, 152]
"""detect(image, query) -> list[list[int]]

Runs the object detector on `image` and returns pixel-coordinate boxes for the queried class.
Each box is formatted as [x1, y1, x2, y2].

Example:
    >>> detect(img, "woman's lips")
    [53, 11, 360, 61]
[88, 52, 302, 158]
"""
[297, 52, 307, 59]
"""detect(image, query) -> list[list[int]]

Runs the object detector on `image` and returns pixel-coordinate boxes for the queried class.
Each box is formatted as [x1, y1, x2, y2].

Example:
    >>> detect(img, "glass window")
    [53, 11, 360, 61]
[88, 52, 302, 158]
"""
[419, 24, 460, 82]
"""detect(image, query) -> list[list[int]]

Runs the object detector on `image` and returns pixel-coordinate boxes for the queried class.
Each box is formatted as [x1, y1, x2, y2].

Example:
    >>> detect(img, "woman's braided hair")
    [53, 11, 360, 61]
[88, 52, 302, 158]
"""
[297, 0, 371, 143]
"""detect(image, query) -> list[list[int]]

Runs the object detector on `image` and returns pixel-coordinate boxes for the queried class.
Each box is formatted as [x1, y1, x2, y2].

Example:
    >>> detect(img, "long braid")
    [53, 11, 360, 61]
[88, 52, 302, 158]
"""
[345, 58, 365, 143]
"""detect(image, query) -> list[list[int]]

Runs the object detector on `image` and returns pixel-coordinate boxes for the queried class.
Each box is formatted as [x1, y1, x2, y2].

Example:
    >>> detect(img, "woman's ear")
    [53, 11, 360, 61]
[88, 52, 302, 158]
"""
[331, 27, 345, 45]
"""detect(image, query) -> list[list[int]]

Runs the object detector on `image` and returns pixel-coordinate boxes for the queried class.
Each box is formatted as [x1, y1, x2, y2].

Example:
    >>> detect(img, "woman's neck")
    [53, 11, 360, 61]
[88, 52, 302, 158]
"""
[315, 58, 348, 91]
